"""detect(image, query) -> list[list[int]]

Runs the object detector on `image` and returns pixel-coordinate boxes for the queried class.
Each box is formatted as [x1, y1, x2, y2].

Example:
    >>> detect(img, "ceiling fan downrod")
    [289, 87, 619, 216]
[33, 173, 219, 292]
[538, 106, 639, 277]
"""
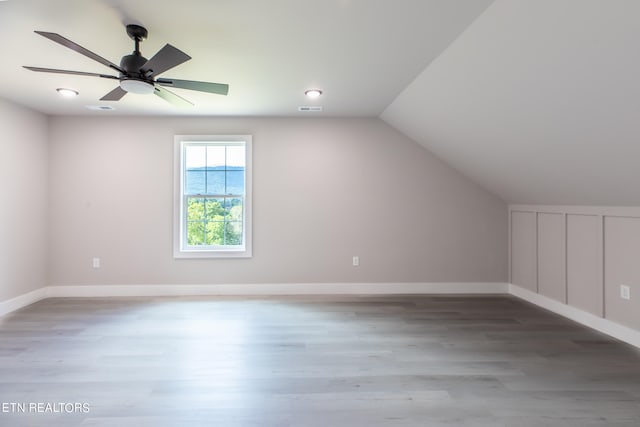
[120, 25, 150, 77]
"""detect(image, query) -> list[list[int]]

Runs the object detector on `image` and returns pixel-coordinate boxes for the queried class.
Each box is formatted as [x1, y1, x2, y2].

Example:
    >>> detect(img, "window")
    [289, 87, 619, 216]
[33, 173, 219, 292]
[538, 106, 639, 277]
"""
[174, 135, 252, 258]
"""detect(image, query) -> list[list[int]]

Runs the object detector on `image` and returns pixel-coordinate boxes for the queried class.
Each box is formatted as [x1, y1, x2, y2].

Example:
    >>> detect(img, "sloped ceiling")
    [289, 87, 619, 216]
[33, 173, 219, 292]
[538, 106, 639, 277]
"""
[382, 0, 640, 205]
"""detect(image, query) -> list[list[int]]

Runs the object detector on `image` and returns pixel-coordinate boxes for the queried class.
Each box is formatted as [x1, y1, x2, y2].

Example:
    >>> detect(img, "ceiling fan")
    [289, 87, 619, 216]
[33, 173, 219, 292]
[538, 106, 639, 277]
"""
[23, 24, 229, 107]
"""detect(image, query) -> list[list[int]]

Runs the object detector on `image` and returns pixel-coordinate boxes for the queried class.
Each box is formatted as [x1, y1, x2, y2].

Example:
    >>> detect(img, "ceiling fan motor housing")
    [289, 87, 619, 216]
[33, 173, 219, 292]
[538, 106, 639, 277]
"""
[120, 53, 148, 76]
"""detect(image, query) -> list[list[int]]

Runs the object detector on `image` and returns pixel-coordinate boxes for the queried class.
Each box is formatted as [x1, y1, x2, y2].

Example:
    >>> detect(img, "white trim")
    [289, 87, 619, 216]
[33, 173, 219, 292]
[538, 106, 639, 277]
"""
[1, 282, 506, 316]
[46, 282, 507, 297]
[173, 135, 253, 259]
[510, 204, 640, 218]
[509, 284, 640, 349]
[0, 287, 49, 317]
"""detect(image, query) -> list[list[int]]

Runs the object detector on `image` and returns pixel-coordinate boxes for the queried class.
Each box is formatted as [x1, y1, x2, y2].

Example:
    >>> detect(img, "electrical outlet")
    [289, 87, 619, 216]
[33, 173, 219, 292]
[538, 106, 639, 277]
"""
[352, 256, 359, 267]
[620, 284, 631, 300]
[92, 258, 101, 269]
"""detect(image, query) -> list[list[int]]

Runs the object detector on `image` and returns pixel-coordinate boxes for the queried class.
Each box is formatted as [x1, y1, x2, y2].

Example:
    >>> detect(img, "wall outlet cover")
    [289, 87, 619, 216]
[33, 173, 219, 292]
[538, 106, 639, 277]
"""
[620, 284, 631, 300]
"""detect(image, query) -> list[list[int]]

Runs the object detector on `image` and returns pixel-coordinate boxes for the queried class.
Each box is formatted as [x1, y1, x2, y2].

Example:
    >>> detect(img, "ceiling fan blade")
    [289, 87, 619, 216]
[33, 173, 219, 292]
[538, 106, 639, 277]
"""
[156, 78, 229, 96]
[142, 44, 191, 77]
[100, 86, 127, 101]
[23, 66, 119, 80]
[34, 31, 125, 74]
[154, 86, 193, 107]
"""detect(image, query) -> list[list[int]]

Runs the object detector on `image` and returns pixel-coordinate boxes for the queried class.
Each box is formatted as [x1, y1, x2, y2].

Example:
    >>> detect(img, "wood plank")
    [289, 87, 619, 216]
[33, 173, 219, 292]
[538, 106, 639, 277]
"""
[0, 295, 638, 426]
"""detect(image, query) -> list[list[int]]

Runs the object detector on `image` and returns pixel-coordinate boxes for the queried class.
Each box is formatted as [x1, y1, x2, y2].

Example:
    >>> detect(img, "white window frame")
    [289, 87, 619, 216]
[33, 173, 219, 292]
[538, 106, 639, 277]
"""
[173, 135, 252, 258]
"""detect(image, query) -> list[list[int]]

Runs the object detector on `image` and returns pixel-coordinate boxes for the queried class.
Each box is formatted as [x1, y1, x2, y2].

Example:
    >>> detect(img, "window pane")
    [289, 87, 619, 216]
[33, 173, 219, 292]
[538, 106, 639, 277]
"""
[185, 145, 206, 169]
[206, 146, 226, 168]
[226, 146, 245, 167]
[187, 198, 205, 221]
[205, 198, 225, 221]
[205, 221, 225, 245]
[186, 171, 205, 195]
[226, 198, 243, 221]
[206, 171, 225, 195]
[187, 221, 205, 245]
[225, 222, 243, 245]
[225, 170, 244, 195]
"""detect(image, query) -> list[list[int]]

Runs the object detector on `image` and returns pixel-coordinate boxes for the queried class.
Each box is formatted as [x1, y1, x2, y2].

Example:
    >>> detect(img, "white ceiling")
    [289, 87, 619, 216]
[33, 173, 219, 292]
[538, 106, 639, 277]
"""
[0, 0, 492, 116]
[383, 0, 640, 205]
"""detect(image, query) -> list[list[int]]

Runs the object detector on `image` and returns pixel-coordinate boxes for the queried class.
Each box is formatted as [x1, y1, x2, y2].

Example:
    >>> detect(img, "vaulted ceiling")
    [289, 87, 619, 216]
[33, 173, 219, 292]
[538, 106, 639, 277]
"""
[2, 0, 638, 206]
[382, 0, 640, 205]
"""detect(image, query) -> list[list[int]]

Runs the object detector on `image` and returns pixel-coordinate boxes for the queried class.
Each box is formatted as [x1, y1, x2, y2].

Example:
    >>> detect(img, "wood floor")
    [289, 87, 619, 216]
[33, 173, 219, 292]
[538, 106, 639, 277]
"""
[0, 295, 639, 427]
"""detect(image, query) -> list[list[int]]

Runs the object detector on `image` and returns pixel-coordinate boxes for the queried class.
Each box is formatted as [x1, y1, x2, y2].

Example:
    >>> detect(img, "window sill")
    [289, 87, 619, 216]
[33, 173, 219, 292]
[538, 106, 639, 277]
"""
[174, 249, 252, 259]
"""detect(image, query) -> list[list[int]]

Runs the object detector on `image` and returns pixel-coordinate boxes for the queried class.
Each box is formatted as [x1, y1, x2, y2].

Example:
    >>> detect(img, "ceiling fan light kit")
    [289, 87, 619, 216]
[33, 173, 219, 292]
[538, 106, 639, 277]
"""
[120, 79, 154, 94]
[24, 24, 229, 107]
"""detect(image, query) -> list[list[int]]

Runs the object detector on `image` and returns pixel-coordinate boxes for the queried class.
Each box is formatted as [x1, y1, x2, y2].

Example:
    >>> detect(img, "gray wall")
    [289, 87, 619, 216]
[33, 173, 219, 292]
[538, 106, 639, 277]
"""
[47, 116, 507, 287]
[0, 99, 49, 301]
[510, 205, 640, 332]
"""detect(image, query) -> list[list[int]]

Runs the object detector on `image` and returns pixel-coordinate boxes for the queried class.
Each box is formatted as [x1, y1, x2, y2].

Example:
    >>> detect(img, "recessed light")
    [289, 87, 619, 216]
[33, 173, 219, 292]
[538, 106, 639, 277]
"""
[56, 88, 78, 98]
[305, 89, 323, 98]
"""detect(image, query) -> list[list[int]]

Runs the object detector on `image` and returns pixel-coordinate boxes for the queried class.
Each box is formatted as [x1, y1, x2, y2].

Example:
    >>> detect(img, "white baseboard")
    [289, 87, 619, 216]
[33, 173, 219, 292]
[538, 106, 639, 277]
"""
[509, 284, 640, 349]
[1, 282, 506, 314]
[46, 282, 508, 297]
[1, 282, 637, 349]
[0, 287, 49, 317]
